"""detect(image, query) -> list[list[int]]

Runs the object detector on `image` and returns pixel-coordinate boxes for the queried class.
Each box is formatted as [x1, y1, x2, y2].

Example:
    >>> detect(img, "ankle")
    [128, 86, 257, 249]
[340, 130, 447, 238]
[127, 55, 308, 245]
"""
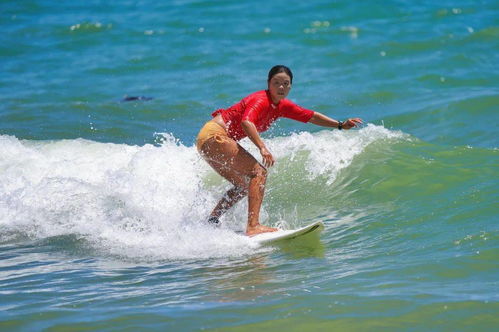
[207, 216, 220, 225]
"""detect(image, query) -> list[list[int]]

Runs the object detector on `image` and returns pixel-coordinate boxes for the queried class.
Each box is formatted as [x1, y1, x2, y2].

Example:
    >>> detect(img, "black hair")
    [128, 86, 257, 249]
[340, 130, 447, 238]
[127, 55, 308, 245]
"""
[267, 65, 293, 84]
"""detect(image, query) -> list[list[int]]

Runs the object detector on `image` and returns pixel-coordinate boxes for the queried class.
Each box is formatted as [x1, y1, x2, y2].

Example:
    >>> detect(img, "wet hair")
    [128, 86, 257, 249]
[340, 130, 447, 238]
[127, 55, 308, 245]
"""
[267, 65, 293, 84]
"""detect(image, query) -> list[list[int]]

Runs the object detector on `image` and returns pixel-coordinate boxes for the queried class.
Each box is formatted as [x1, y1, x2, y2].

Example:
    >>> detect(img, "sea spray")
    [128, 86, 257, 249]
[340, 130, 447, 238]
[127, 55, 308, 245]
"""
[0, 125, 405, 260]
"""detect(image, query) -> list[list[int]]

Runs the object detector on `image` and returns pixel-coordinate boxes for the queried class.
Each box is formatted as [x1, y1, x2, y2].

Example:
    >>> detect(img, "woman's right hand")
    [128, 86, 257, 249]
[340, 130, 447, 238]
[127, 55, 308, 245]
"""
[240, 120, 275, 168]
[260, 146, 275, 168]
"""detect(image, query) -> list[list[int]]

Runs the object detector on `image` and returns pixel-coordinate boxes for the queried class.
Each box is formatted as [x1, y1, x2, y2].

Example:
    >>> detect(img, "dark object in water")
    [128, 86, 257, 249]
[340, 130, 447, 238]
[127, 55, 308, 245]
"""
[122, 95, 153, 102]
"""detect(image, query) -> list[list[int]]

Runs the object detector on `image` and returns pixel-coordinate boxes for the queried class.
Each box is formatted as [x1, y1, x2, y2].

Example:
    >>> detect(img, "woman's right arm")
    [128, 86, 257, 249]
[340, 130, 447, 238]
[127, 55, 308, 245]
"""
[241, 120, 275, 168]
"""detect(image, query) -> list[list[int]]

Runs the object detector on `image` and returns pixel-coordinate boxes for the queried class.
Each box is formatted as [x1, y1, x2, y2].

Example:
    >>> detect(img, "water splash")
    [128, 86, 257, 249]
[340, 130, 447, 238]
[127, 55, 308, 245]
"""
[0, 125, 405, 260]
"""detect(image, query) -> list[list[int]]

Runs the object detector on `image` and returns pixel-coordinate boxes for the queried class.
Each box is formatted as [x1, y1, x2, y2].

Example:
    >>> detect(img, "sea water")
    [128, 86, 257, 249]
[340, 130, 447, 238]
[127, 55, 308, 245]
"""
[1, 0, 498, 330]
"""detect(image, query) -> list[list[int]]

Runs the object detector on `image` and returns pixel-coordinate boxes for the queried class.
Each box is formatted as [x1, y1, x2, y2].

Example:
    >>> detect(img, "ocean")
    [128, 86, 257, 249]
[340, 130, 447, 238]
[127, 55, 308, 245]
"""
[1, 0, 498, 330]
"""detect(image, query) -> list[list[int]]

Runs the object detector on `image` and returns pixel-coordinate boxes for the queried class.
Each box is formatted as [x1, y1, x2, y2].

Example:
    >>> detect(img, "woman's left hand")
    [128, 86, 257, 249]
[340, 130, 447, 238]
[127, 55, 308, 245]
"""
[342, 118, 363, 130]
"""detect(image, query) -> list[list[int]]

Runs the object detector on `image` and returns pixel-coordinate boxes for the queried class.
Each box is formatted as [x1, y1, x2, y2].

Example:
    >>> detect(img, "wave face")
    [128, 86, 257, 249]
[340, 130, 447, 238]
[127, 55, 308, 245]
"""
[0, 125, 405, 260]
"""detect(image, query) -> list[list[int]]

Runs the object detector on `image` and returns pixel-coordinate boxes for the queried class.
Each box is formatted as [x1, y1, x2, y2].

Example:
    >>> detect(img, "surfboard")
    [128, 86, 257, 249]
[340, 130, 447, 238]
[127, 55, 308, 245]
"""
[249, 220, 324, 245]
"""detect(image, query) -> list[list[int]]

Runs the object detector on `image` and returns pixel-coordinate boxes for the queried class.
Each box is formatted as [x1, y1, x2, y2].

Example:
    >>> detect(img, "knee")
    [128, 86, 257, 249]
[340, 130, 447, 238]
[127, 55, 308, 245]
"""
[250, 164, 267, 180]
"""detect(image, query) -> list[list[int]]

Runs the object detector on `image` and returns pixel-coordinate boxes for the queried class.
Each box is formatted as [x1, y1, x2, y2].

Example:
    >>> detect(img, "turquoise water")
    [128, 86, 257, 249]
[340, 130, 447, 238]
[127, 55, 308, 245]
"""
[1, 0, 498, 330]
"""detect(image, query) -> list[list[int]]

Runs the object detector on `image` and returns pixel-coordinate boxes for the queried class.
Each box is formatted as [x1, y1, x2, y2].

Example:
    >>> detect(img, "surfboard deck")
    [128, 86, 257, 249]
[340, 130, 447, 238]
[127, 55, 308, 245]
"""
[249, 220, 324, 245]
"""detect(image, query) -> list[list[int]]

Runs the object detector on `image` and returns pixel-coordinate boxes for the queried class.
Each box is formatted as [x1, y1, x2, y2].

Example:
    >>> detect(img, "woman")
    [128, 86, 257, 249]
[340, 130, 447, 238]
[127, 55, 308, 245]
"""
[197, 65, 362, 236]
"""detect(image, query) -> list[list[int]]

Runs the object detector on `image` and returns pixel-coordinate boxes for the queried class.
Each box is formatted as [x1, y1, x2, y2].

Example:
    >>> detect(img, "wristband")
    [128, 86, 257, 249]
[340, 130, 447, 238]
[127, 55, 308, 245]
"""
[338, 121, 343, 130]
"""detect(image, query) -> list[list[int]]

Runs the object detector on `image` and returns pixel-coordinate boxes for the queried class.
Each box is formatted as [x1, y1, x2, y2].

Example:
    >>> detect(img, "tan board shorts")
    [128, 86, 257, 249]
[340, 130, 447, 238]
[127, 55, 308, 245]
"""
[196, 120, 231, 152]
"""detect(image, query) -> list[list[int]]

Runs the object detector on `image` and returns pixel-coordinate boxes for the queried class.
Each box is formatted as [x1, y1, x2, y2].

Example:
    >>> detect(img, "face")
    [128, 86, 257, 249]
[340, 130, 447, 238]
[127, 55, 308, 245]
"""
[268, 72, 292, 104]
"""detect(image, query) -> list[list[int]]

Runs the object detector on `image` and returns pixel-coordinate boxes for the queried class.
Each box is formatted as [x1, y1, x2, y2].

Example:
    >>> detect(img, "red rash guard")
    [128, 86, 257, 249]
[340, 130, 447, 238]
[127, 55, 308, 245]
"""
[212, 90, 315, 141]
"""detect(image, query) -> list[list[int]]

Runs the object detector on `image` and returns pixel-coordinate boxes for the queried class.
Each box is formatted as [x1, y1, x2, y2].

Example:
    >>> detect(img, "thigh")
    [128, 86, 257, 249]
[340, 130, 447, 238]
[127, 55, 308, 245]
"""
[200, 138, 261, 188]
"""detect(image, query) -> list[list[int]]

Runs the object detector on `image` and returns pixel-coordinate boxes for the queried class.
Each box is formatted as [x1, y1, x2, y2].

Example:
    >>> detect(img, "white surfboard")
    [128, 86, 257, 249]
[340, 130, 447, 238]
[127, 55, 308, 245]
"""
[249, 220, 324, 245]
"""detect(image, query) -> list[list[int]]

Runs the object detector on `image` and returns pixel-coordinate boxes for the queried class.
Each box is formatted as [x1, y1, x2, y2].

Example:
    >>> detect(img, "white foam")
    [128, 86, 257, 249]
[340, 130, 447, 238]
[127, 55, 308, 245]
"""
[243, 124, 405, 185]
[0, 125, 405, 260]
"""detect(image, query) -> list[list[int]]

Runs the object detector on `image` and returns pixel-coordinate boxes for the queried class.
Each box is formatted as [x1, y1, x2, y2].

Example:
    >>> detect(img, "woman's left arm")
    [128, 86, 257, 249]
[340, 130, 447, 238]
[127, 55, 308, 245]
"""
[308, 112, 363, 130]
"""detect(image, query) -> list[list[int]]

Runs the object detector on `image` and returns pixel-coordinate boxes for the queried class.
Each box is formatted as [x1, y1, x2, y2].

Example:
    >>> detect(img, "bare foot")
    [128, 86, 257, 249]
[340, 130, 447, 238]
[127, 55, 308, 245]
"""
[246, 224, 279, 237]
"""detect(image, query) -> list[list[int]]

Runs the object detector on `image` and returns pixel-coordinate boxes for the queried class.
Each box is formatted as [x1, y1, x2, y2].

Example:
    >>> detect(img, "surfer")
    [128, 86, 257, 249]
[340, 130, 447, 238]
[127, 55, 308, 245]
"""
[196, 65, 362, 236]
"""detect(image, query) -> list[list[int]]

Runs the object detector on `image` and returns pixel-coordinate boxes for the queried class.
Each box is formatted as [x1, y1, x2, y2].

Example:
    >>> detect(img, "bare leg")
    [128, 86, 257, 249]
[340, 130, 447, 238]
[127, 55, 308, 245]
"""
[210, 186, 247, 220]
[200, 138, 277, 235]
[245, 164, 277, 236]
